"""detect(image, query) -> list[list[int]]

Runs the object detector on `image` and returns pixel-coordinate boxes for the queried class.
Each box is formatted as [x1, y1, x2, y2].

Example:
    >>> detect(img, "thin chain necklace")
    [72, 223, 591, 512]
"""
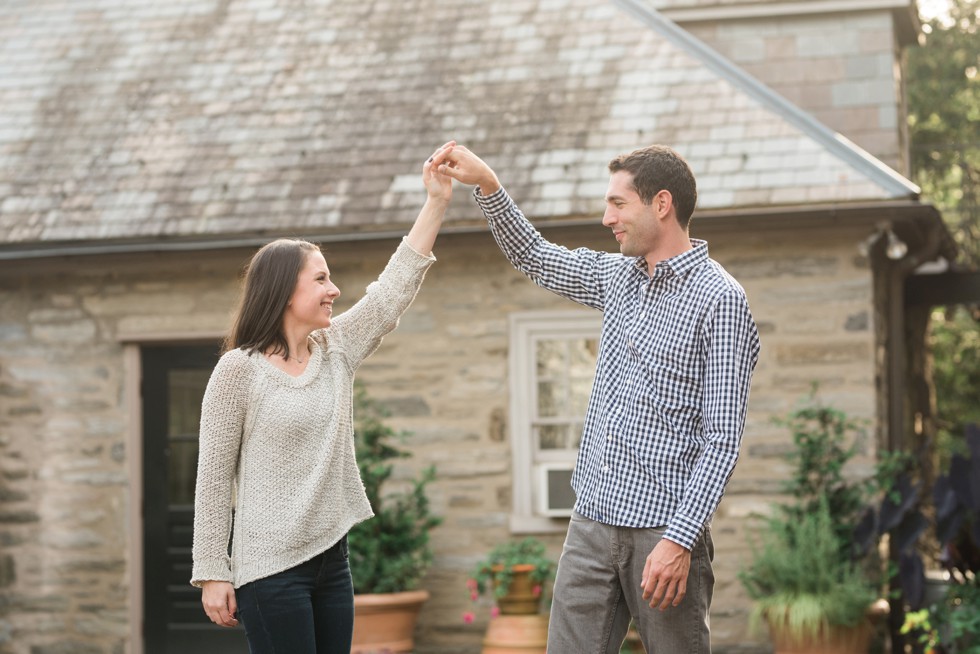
[268, 350, 305, 364]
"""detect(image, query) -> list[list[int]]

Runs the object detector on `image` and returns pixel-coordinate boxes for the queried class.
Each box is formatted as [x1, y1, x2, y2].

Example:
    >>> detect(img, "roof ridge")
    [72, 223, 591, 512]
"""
[612, 0, 920, 199]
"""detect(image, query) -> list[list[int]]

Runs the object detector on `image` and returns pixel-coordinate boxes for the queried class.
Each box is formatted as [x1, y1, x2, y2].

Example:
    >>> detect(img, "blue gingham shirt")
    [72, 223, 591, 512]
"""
[475, 188, 761, 550]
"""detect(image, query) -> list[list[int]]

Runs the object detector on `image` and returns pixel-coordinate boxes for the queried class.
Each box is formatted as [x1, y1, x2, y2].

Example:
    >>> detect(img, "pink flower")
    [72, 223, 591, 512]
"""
[490, 606, 500, 618]
[532, 585, 542, 597]
[470, 591, 478, 601]
[466, 578, 478, 591]
[462, 611, 475, 624]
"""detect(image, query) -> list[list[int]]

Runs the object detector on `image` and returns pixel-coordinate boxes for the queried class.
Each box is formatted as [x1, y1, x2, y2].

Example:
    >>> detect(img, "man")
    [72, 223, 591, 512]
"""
[437, 143, 761, 653]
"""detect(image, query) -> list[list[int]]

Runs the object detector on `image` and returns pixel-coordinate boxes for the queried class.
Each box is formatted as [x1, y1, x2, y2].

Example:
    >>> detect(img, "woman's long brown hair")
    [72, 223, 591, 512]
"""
[223, 238, 320, 361]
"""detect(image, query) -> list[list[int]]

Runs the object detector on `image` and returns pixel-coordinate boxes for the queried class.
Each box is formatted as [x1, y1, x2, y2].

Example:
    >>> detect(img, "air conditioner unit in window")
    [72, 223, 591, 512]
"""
[536, 463, 576, 517]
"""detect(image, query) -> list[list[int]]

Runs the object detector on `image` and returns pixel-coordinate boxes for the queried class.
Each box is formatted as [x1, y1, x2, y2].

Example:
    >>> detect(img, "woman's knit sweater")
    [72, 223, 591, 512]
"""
[190, 239, 435, 589]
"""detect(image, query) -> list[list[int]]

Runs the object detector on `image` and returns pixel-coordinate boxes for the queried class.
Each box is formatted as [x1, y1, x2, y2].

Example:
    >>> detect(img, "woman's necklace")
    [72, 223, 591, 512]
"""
[267, 350, 305, 364]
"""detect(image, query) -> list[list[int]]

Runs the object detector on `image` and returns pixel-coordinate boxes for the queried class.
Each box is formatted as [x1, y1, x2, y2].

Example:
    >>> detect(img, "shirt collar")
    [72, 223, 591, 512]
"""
[633, 239, 709, 278]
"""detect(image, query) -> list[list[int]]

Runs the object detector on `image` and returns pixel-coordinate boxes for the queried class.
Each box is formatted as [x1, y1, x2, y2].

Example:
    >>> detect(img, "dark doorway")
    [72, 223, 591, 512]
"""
[142, 344, 246, 653]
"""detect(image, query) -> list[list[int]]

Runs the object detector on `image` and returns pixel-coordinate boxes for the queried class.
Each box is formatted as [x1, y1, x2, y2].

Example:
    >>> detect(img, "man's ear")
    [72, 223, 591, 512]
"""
[654, 190, 674, 219]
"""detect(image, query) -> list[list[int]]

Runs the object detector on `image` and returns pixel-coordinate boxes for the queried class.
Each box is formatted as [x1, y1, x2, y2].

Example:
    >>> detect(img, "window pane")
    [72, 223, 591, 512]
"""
[568, 377, 592, 414]
[167, 368, 210, 505]
[537, 380, 560, 417]
[168, 369, 209, 436]
[537, 424, 568, 450]
[535, 339, 566, 377]
[570, 338, 599, 368]
[168, 440, 199, 505]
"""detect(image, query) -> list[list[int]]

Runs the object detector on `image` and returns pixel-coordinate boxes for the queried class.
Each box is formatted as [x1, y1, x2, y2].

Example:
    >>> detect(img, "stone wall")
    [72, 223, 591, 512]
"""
[684, 10, 909, 174]
[0, 219, 880, 653]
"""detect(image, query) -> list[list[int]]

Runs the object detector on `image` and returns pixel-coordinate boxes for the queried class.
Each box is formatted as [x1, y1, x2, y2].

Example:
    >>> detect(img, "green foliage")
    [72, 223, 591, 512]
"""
[902, 579, 980, 653]
[908, 0, 980, 268]
[908, 0, 980, 470]
[900, 426, 980, 649]
[930, 306, 980, 465]
[348, 385, 441, 594]
[739, 497, 877, 639]
[470, 537, 556, 600]
[773, 394, 896, 561]
[739, 395, 898, 641]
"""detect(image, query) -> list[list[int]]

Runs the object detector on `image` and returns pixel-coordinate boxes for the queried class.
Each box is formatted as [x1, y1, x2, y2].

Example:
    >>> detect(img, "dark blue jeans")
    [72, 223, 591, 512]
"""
[236, 536, 353, 654]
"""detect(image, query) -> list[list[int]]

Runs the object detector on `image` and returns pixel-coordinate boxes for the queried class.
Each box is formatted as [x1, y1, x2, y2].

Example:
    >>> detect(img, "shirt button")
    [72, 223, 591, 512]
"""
[603, 465, 610, 472]
[607, 435, 613, 441]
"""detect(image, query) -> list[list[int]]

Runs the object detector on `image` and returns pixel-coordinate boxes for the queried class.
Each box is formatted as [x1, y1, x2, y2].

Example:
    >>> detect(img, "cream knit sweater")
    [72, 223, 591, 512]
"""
[190, 239, 435, 589]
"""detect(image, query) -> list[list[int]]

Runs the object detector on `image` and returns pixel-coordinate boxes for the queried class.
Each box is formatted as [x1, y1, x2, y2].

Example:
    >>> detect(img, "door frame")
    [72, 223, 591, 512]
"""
[121, 332, 225, 654]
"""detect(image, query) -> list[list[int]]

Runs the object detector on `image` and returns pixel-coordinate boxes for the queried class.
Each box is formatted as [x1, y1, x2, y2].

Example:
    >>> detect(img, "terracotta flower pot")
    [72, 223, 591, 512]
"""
[768, 621, 872, 654]
[482, 614, 549, 654]
[351, 589, 429, 654]
[492, 564, 542, 615]
[766, 601, 887, 654]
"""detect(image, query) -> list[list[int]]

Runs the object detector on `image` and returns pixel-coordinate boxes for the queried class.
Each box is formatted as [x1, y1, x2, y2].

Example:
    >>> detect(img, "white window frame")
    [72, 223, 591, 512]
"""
[508, 310, 601, 534]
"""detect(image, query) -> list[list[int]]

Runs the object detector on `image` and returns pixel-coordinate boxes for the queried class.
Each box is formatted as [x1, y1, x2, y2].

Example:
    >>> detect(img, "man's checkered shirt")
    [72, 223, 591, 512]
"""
[475, 187, 761, 550]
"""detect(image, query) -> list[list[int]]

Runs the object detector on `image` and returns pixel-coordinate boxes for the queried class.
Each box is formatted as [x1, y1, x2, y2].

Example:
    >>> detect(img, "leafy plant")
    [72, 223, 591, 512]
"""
[931, 307, 980, 468]
[857, 424, 980, 607]
[469, 537, 555, 600]
[348, 384, 441, 594]
[740, 394, 895, 644]
[902, 582, 980, 654]
[774, 398, 874, 557]
[897, 425, 980, 652]
[739, 497, 878, 640]
[773, 393, 903, 562]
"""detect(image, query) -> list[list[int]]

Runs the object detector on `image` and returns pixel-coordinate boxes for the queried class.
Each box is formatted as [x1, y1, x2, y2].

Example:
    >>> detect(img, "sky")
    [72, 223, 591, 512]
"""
[918, 0, 950, 20]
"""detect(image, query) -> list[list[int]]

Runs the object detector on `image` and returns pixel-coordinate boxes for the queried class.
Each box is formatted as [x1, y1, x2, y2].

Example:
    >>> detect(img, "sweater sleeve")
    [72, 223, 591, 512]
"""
[190, 350, 251, 587]
[321, 237, 434, 369]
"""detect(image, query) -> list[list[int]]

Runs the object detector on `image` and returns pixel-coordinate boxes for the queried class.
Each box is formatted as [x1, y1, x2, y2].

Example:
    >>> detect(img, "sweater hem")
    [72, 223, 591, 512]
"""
[232, 510, 374, 589]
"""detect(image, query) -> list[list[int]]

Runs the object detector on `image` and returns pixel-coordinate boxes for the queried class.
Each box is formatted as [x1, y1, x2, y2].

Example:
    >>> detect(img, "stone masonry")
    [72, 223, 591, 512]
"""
[685, 10, 910, 173]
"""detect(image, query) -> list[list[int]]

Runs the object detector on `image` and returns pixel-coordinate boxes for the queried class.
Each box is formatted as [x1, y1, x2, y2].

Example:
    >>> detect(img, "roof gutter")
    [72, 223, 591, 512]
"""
[0, 223, 491, 261]
[0, 200, 954, 263]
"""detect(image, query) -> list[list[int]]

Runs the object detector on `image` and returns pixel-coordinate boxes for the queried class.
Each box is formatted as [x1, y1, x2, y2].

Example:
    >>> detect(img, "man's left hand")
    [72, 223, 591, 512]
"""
[641, 538, 691, 610]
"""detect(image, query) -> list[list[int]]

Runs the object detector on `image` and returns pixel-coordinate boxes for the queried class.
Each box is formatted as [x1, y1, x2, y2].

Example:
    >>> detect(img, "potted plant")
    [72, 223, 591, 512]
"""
[740, 496, 882, 653]
[739, 394, 892, 653]
[465, 537, 556, 654]
[348, 385, 441, 654]
[468, 537, 556, 615]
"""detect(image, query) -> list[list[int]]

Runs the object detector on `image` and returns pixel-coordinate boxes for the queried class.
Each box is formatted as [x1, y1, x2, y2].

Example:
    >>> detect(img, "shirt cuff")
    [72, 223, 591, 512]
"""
[663, 514, 703, 551]
[472, 185, 512, 215]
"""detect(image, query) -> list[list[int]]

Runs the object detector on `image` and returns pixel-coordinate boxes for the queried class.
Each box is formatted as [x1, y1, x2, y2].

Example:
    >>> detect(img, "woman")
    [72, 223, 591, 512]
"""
[190, 142, 455, 653]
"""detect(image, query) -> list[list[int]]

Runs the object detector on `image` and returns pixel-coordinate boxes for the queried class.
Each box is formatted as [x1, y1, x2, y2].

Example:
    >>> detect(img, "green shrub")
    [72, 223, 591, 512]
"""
[348, 385, 441, 594]
[739, 497, 877, 638]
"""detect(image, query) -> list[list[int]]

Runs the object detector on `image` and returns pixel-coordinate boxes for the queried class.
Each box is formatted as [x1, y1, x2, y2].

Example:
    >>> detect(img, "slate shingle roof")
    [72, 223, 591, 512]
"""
[0, 0, 919, 249]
